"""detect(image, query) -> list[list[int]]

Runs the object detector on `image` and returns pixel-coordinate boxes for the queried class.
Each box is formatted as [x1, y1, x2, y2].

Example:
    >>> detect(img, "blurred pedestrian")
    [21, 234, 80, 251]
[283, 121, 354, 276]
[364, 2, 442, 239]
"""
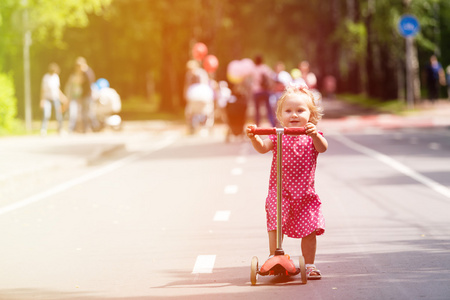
[65, 60, 85, 133]
[299, 60, 317, 89]
[323, 75, 337, 99]
[272, 62, 292, 91]
[76, 56, 99, 132]
[271, 61, 292, 123]
[184, 60, 214, 134]
[446, 65, 450, 101]
[251, 55, 276, 127]
[216, 80, 232, 123]
[40, 62, 67, 136]
[225, 82, 248, 142]
[425, 55, 446, 104]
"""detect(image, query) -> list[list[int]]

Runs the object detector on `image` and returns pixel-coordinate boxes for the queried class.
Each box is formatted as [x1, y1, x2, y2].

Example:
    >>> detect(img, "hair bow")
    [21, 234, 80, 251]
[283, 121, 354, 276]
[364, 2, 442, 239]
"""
[288, 81, 309, 90]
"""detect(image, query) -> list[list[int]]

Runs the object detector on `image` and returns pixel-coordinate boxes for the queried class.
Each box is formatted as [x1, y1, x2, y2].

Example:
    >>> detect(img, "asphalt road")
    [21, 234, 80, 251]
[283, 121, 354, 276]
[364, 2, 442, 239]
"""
[1, 124, 450, 299]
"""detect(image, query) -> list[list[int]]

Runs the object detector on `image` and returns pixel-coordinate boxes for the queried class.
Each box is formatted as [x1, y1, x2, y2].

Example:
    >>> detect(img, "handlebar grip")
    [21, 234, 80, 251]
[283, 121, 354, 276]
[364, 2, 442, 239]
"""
[249, 127, 306, 135]
[250, 128, 277, 135]
[284, 127, 306, 135]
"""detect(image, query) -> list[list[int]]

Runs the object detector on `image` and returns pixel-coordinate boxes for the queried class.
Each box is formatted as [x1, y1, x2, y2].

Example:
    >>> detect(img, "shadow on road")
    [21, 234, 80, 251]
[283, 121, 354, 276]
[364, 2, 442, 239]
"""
[1, 238, 449, 299]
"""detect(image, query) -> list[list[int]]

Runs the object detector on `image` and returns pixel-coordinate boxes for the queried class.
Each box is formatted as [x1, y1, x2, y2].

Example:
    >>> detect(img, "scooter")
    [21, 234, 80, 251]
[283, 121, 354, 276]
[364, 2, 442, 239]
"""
[249, 127, 308, 286]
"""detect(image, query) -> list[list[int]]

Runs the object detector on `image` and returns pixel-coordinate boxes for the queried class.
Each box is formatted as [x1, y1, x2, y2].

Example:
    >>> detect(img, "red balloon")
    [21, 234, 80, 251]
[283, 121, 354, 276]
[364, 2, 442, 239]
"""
[203, 55, 219, 73]
[192, 43, 208, 61]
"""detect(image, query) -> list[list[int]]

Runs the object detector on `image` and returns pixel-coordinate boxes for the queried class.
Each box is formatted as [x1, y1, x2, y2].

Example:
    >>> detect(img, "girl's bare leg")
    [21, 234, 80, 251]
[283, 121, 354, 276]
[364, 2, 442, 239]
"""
[301, 231, 317, 264]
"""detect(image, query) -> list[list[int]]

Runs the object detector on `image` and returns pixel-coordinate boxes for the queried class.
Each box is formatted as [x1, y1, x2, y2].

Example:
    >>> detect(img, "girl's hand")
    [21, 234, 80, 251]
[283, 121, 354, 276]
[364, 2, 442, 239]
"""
[305, 122, 318, 137]
[246, 124, 257, 140]
[246, 124, 274, 153]
[306, 122, 328, 153]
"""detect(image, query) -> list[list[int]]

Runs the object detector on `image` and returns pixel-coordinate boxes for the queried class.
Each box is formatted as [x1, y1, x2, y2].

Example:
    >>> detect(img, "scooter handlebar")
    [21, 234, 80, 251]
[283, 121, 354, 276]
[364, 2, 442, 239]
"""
[284, 127, 307, 135]
[250, 127, 306, 135]
[250, 128, 276, 135]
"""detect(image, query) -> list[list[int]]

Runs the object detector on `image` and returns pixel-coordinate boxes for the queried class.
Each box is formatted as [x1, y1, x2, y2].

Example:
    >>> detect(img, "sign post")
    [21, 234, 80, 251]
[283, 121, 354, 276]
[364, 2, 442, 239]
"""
[398, 15, 420, 109]
[22, 0, 33, 132]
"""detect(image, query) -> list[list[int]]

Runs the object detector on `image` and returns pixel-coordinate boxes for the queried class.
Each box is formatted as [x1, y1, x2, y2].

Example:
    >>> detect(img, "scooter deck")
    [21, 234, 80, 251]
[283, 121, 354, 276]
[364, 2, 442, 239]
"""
[258, 255, 300, 276]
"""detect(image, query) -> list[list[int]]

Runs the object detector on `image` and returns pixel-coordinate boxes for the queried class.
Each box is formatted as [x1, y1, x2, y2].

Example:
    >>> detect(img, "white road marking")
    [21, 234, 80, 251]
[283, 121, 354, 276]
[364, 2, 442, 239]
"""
[231, 167, 243, 175]
[428, 142, 441, 150]
[336, 134, 450, 199]
[224, 185, 238, 194]
[213, 210, 230, 221]
[236, 156, 246, 164]
[192, 255, 216, 274]
[0, 134, 178, 216]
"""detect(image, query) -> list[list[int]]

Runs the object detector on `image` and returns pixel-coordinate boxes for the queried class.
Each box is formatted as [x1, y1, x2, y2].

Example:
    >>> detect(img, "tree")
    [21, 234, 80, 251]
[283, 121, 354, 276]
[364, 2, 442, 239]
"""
[2, 0, 450, 123]
[0, 0, 112, 121]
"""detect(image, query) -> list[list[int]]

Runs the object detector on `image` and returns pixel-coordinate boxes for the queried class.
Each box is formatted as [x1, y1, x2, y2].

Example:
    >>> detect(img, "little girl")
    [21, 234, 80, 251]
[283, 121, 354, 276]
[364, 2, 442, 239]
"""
[246, 82, 328, 279]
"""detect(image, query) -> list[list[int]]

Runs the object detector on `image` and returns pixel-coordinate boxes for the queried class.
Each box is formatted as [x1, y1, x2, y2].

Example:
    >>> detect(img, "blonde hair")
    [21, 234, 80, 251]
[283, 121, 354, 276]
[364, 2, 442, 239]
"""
[276, 84, 323, 125]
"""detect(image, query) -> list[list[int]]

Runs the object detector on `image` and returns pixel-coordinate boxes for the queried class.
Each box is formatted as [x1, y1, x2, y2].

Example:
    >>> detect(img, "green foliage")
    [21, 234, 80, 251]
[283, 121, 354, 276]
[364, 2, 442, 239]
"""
[0, 72, 18, 132]
[1, 0, 450, 123]
[0, 1, 22, 67]
[333, 19, 367, 76]
[28, 0, 113, 47]
[338, 93, 407, 114]
[0, 0, 113, 120]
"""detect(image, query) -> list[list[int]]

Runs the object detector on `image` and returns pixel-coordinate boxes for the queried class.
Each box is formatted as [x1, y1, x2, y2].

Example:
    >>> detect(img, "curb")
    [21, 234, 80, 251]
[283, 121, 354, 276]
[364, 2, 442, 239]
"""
[85, 143, 126, 165]
[0, 142, 127, 184]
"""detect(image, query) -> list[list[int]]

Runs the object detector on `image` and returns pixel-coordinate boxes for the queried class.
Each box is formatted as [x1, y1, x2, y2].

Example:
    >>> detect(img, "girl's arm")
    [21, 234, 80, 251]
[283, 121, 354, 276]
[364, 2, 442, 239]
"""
[246, 125, 274, 154]
[305, 122, 328, 153]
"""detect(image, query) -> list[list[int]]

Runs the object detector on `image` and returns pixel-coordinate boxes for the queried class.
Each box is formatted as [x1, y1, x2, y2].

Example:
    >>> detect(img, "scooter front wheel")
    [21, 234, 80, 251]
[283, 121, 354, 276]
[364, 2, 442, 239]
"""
[250, 256, 259, 286]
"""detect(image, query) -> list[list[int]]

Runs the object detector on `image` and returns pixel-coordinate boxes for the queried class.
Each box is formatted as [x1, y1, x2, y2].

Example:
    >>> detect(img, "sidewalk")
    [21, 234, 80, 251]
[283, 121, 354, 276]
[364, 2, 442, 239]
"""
[320, 98, 450, 133]
[0, 120, 176, 184]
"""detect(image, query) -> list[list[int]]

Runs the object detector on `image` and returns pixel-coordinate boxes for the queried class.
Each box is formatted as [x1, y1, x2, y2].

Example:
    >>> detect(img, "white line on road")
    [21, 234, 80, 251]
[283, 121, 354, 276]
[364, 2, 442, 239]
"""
[0, 134, 178, 216]
[213, 210, 230, 221]
[236, 156, 246, 164]
[336, 134, 450, 199]
[231, 167, 243, 176]
[428, 142, 441, 150]
[224, 185, 238, 194]
[192, 255, 216, 274]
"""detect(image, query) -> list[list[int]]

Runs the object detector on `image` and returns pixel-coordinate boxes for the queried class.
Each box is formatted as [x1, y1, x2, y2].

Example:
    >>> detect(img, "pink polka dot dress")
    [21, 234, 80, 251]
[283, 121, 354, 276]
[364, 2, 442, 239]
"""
[266, 133, 325, 238]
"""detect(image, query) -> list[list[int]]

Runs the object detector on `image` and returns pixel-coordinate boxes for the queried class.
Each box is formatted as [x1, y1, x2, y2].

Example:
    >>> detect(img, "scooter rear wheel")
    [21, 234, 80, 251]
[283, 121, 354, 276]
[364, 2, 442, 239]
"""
[250, 256, 259, 286]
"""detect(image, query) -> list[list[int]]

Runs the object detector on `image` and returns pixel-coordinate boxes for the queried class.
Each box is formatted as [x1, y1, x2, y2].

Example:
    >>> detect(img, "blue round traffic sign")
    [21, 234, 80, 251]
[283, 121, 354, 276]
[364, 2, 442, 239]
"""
[398, 15, 420, 37]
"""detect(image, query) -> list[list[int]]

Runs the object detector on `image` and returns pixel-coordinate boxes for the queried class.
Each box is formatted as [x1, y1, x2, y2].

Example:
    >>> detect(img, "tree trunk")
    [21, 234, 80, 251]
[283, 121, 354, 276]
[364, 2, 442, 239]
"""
[159, 23, 175, 112]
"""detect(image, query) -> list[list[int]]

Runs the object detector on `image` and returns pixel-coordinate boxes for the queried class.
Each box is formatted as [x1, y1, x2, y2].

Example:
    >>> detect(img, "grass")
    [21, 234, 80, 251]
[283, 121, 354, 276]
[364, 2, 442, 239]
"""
[119, 95, 184, 121]
[337, 93, 411, 115]
[0, 119, 34, 136]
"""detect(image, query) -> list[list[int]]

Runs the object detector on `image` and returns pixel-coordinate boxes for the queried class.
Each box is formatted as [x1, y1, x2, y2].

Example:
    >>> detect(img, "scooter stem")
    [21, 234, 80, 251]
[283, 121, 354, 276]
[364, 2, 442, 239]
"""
[276, 128, 284, 256]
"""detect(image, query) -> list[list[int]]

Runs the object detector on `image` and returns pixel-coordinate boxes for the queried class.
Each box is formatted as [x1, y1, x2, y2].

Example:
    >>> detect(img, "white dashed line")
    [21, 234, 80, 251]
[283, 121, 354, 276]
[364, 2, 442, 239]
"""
[236, 156, 246, 164]
[192, 255, 216, 274]
[428, 142, 441, 150]
[224, 185, 238, 194]
[231, 167, 243, 175]
[213, 210, 230, 221]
